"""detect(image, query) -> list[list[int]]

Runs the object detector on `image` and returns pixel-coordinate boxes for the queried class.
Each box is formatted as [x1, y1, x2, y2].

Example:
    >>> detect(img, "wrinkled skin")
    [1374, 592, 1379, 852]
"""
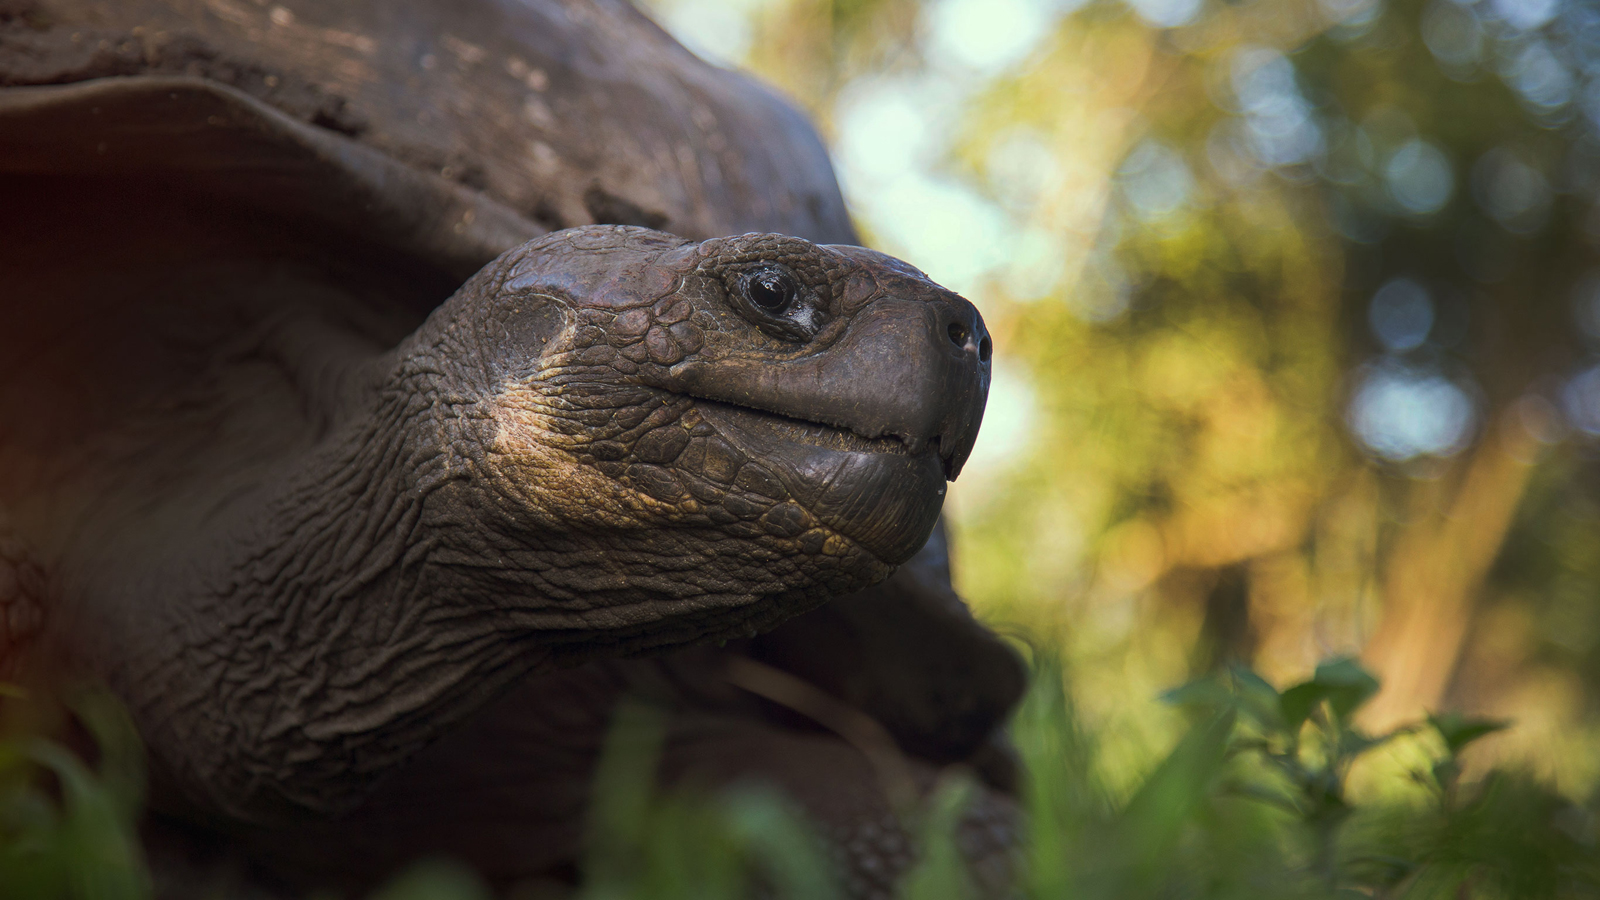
[144, 553, 1027, 899]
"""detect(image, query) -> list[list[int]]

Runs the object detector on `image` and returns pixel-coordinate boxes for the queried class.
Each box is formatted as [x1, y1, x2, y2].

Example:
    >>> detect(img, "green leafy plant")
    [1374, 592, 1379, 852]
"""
[1166, 658, 1405, 887]
[1145, 657, 1595, 899]
[4, 662, 1599, 900]
[0, 687, 150, 900]
[578, 699, 837, 900]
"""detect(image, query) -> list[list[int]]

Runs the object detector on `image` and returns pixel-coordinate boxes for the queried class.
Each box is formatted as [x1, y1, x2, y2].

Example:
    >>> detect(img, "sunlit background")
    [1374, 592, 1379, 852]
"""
[641, 0, 1600, 798]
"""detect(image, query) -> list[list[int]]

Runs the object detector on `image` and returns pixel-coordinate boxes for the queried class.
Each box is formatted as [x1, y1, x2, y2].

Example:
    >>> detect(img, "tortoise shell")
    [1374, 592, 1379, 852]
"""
[0, 0, 855, 277]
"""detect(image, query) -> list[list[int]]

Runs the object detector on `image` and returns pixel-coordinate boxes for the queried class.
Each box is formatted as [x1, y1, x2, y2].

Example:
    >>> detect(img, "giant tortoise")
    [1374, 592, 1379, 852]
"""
[0, 1, 1025, 895]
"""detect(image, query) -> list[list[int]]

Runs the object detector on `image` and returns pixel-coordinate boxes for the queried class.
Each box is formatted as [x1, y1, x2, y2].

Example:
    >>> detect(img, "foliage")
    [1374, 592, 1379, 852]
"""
[7, 660, 1600, 899]
[1015, 654, 1600, 899]
[578, 701, 836, 900]
[641, 0, 1600, 793]
[0, 687, 149, 900]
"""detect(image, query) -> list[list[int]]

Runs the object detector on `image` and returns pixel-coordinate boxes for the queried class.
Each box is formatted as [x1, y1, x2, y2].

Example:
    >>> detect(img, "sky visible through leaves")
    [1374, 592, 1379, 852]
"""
[641, 0, 1600, 799]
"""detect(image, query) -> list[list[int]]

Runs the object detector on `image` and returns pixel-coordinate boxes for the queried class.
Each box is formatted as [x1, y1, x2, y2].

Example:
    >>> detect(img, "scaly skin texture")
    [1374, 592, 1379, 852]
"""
[155, 559, 1026, 900]
[17, 224, 988, 826]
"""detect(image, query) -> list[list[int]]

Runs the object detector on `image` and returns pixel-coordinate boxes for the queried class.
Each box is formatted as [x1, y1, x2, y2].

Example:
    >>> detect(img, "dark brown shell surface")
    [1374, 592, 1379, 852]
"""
[0, 0, 855, 273]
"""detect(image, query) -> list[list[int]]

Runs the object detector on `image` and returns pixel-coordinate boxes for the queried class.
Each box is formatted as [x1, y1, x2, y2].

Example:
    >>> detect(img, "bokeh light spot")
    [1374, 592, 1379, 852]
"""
[924, 0, 1059, 73]
[650, 0, 772, 67]
[1368, 278, 1434, 351]
[1119, 140, 1194, 220]
[1319, 0, 1381, 29]
[1385, 138, 1454, 215]
[1561, 364, 1600, 435]
[1501, 39, 1574, 112]
[1231, 47, 1323, 167]
[1422, 0, 1484, 73]
[834, 77, 934, 183]
[1125, 0, 1203, 29]
[871, 175, 1008, 297]
[1348, 362, 1476, 461]
[1488, 0, 1559, 31]
[1582, 75, 1600, 132]
[1471, 148, 1552, 233]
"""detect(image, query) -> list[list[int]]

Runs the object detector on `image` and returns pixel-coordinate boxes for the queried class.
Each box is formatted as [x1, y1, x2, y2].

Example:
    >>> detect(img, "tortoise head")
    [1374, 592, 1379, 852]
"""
[411, 225, 990, 651]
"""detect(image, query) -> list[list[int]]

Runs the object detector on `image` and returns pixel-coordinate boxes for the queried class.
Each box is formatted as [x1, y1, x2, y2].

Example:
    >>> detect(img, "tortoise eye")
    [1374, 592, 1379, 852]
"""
[746, 267, 797, 313]
[728, 263, 818, 341]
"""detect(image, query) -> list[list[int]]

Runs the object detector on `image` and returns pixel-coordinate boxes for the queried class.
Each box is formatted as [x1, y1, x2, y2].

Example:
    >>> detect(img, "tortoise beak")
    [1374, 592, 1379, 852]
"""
[667, 292, 991, 480]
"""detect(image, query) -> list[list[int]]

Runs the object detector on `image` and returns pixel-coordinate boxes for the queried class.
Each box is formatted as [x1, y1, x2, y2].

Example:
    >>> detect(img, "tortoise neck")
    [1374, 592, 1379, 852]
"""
[119, 336, 551, 825]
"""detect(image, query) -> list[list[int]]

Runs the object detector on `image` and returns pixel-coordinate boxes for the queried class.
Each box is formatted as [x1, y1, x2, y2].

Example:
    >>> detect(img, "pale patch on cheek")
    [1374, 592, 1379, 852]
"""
[788, 304, 819, 333]
[486, 384, 882, 581]
[486, 386, 696, 528]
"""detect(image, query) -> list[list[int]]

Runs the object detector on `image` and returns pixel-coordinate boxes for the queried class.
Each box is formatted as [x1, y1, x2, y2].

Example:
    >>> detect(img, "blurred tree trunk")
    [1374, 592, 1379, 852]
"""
[1361, 416, 1537, 729]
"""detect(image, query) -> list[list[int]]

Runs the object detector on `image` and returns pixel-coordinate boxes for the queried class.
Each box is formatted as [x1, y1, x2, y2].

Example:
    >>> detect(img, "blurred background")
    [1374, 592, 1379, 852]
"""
[639, 0, 1600, 799]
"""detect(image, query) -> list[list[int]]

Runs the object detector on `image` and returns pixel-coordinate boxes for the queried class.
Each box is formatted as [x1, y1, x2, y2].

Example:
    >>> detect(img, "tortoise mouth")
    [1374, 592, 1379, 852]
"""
[690, 393, 948, 565]
[688, 396, 912, 456]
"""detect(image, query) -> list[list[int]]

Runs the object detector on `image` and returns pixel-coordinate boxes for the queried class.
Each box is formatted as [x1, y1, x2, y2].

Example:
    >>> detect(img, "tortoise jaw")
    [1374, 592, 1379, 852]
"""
[690, 399, 963, 482]
[686, 396, 912, 457]
[691, 397, 947, 566]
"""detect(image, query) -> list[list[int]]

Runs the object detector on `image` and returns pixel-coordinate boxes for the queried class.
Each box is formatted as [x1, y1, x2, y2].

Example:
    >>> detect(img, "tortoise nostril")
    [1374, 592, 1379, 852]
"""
[978, 336, 992, 363]
[947, 321, 968, 347]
